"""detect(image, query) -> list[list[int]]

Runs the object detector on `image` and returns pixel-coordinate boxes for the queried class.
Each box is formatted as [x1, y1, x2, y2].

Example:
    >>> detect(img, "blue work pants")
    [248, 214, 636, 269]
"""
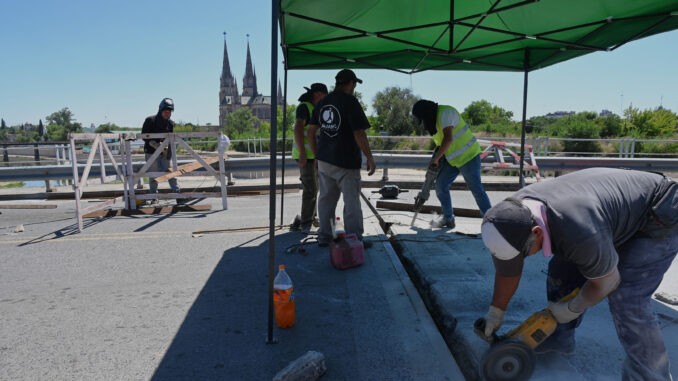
[435, 154, 491, 221]
[546, 223, 677, 381]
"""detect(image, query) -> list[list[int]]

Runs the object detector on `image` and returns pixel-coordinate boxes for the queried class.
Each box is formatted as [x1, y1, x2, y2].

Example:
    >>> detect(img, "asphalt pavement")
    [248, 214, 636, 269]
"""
[0, 174, 676, 381]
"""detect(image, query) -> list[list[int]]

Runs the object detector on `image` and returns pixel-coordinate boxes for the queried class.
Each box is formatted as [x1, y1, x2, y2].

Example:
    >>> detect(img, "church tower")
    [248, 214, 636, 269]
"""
[241, 36, 259, 99]
[219, 33, 239, 127]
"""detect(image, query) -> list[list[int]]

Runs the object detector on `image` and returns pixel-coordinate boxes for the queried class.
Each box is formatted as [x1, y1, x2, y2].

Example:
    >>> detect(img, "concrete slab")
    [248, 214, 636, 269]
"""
[0, 193, 463, 380]
[386, 205, 678, 381]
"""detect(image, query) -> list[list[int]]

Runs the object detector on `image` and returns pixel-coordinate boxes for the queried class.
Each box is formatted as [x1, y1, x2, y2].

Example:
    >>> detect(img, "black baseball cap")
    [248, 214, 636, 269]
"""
[304, 83, 328, 94]
[335, 69, 363, 84]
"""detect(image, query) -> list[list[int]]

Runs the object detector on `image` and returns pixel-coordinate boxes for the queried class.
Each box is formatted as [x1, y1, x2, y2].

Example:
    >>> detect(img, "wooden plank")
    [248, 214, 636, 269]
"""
[154, 156, 220, 183]
[0, 204, 58, 209]
[82, 204, 211, 218]
[375, 200, 481, 218]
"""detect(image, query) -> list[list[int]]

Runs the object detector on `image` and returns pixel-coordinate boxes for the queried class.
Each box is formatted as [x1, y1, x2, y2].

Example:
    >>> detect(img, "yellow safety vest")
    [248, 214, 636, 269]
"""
[432, 105, 481, 167]
[292, 102, 315, 160]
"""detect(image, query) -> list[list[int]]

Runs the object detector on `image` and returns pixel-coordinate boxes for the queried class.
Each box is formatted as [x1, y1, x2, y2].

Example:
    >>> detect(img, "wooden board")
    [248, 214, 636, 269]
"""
[375, 200, 481, 218]
[83, 204, 211, 218]
[154, 156, 220, 183]
[0, 204, 58, 209]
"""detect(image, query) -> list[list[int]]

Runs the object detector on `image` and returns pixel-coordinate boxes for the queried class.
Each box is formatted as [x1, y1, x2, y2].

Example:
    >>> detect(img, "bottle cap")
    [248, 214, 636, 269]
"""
[279, 264, 285, 270]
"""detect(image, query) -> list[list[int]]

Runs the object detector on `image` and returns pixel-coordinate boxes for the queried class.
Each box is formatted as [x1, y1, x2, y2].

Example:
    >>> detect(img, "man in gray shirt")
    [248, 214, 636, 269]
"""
[478, 168, 677, 381]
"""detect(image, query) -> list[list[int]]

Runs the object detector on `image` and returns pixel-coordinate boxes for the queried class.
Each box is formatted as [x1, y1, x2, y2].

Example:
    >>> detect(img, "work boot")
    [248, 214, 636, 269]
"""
[534, 331, 575, 355]
[289, 215, 302, 231]
[430, 215, 455, 229]
[300, 223, 313, 235]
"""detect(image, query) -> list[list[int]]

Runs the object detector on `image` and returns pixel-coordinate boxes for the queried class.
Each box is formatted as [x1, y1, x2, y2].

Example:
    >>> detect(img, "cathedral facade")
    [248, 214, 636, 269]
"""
[219, 35, 283, 127]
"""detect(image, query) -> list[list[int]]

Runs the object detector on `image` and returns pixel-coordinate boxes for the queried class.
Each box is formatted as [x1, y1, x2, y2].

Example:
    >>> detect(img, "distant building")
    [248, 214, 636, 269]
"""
[544, 111, 575, 119]
[599, 109, 614, 117]
[219, 34, 284, 127]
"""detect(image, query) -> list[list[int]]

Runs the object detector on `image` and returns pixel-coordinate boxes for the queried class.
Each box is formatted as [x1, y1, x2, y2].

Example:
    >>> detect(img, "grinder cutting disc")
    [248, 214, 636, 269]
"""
[480, 339, 535, 381]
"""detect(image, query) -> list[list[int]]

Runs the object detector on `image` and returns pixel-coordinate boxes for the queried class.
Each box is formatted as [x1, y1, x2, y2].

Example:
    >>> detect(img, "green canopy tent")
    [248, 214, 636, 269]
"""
[265, 0, 678, 341]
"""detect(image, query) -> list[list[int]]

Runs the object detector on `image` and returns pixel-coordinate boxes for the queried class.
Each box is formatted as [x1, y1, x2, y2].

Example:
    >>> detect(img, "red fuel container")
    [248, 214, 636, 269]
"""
[329, 234, 365, 270]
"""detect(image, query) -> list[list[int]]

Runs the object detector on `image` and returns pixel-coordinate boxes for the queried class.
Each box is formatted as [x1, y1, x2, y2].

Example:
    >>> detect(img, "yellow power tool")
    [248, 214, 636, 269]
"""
[473, 288, 579, 381]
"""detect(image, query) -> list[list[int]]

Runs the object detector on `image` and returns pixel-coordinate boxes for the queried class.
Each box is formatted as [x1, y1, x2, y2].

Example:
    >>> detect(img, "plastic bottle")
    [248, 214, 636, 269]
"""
[334, 217, 346, 239]
[273, 264, 295, 328]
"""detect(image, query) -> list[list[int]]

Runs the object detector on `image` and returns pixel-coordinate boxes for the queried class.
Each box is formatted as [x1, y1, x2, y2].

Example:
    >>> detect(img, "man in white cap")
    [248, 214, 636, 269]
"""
[479, 168, 677, 381]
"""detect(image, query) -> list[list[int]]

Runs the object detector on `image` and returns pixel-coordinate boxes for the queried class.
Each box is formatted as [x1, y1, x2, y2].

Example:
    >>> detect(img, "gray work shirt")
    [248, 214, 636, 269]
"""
[515, 168, 665, 279]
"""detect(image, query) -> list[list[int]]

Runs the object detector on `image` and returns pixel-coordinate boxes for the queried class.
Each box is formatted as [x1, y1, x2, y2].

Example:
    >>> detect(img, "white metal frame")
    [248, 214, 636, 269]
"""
[69, 133, 125, 231]
[121, 132, 228, 211]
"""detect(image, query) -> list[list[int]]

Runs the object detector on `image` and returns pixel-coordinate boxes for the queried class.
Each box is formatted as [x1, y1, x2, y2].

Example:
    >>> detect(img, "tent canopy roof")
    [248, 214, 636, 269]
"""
[280, 0, 678, 73]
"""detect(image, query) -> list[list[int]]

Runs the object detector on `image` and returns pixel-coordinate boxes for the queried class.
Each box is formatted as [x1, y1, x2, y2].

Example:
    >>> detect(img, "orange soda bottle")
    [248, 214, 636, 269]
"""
[273, 264, 295, 328]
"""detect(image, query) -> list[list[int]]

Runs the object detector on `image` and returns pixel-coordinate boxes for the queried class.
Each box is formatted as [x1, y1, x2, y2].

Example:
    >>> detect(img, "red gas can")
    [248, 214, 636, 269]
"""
[329, 234, 365, 270]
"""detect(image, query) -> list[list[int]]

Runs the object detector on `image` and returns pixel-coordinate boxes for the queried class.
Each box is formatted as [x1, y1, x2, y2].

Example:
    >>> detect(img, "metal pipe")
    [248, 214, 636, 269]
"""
[267, 0, 280, 345]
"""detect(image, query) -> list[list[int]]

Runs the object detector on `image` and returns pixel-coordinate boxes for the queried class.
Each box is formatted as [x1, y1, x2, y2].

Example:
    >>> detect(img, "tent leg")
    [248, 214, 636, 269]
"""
[267, 0, 280, 345]
[279, 69, 288, 226]
[519, 49, 530, 188]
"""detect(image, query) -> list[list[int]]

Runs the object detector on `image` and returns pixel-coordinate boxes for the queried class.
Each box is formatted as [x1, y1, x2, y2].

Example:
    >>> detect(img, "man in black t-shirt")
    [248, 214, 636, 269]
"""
[308, 69, 376, 247]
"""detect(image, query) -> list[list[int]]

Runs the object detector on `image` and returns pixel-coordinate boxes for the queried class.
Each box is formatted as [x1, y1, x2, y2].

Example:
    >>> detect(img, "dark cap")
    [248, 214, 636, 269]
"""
[335, 69, 363, 84]
[304, 83, 328, 94]
[481, 198, 535, 277]
[411, 99, 438, 135]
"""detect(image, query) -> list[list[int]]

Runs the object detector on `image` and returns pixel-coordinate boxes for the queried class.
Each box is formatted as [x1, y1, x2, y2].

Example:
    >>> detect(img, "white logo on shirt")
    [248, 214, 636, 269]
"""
[319, 105, 341, 137]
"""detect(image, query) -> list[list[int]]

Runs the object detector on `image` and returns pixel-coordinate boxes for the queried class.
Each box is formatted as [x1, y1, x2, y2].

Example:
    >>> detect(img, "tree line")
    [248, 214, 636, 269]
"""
[2, 87, 676, 156]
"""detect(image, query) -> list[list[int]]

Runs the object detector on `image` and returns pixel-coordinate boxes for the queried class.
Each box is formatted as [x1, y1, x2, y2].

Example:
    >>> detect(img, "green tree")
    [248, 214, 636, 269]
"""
[372, 86, 419, 136]
[95, 122, 119, 133]
[47, 125, 67, 141]
[1, 118, 6, 129]
[45, 107, 83, 140]
[224, 107, 259, 137]
[596, 114, 623, 138]
[554, 113, 602, 154]
[627, 107, 677, 138]
[462, 100, 514, 126]
[38, 119, 45, 140]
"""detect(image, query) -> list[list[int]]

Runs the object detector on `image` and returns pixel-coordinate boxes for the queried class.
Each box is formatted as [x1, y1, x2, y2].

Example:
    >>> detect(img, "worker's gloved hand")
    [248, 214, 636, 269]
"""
[548, 301, 583, 324]
[483, 305, 505, 338]
[149, 140, 160, 150]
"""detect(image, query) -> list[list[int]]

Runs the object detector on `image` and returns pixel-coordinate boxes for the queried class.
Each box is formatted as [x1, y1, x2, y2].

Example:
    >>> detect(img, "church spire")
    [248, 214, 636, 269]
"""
[220, 32, 235, 86]
[242, 35, 258, 97]
[219, 32, 239, 127]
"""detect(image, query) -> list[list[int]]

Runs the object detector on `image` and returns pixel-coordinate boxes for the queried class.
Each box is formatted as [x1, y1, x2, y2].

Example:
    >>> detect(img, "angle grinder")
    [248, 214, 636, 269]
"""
[473, 288, 579, 381]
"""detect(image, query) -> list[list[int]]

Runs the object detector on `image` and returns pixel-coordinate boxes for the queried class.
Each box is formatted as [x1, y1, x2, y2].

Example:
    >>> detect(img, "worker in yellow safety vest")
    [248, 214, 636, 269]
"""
[411, 99, 492, 229]
[291, 83, 328, 233]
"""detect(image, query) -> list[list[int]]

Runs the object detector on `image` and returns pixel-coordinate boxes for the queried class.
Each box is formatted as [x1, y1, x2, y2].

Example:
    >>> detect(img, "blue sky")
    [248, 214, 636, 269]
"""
[2, 0, 677, 128]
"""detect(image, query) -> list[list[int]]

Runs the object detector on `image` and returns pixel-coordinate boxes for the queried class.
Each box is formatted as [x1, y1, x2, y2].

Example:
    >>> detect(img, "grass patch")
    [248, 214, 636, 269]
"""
[0, 181, 24, 188]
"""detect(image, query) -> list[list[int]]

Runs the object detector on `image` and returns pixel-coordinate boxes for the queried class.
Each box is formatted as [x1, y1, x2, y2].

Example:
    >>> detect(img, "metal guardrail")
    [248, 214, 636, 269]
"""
[2, 154, 678, 183]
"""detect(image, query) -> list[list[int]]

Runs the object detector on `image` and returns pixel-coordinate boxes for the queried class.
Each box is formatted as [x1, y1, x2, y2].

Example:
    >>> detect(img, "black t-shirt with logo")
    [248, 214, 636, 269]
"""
[310, 90, 369, 169]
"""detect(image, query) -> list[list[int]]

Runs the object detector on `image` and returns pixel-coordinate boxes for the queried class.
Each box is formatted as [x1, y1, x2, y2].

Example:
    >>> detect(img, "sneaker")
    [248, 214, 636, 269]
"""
[312, 218, 320, 228]
[534, 334, 575, 355]
[430, 216, 455, 229]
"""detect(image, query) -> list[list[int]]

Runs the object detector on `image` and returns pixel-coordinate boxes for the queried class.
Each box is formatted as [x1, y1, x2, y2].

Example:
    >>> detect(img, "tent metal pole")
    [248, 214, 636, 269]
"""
[519, 49, 529, 188]
[279, 69, 288, 226]
[267, 0, 280, 344]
